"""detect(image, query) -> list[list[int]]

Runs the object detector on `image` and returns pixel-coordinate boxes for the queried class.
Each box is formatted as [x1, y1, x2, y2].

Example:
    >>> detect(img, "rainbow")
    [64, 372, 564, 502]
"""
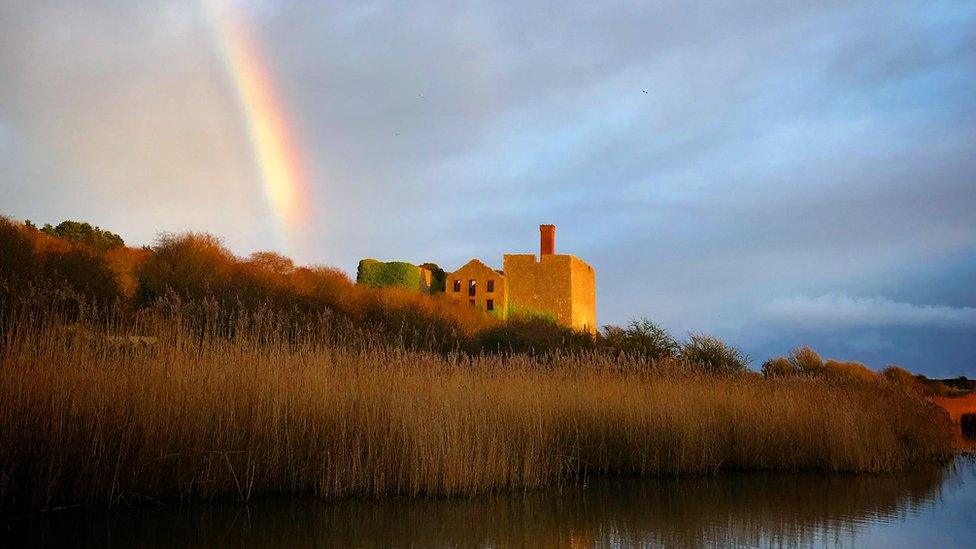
[205, 0, 311, 250]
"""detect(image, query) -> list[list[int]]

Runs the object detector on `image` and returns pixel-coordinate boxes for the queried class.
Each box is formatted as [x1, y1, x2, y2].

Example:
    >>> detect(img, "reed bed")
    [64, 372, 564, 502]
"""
[0, 301, 953, 515]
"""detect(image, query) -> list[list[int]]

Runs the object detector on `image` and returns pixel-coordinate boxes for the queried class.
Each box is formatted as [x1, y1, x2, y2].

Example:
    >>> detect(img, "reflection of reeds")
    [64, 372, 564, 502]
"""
[0, 300, 953, 516]
[5, 462, 955, 547]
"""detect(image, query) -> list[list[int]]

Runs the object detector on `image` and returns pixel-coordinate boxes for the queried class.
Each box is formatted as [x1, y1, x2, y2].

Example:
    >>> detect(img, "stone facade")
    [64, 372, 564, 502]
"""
[444, 259, 506, 314]
[418, 266, 433, 292]
[445, 226, 597, 332]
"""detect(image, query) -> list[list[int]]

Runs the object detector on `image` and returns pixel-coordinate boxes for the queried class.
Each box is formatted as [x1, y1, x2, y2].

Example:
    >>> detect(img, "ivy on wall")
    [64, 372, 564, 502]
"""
[419, 263, 446, 292]
[356, 259, 422, 290]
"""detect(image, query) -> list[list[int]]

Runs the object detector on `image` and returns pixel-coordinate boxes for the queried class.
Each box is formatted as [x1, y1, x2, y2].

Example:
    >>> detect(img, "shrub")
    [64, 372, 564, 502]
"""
[919, 380, 952, 397]
[356, 259, 421, 290]
[0, 217, 37, 282]
[823, 360, 876, 383]
[291, 266, 354, 310]
[789, 346, 824, 375]
[44, 249, 122, 302]
[761, 356, 796, 377]
[136, 233, 235, 303]
[681, 333, 749, 374]
[103, 246, 149, 298]
[478, 317, 593, 355]
[247, 251, 295, 275]
[881, 366, 920, 392]
[419, 263, 447, 293]
[601, 318, 680, 361]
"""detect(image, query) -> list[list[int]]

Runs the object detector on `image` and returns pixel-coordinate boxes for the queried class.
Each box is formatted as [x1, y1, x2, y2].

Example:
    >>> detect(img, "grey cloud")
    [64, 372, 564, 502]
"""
[762, 294, 976, 329]
[1, 0, 974, 374]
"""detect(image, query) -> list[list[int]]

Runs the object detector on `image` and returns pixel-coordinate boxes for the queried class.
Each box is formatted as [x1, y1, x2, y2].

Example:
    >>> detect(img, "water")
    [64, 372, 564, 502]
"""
[4, 457, 975, 547]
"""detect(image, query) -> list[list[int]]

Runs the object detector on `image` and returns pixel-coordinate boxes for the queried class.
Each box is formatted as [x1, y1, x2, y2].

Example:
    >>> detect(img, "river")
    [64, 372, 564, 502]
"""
[4, 457, 974, 547]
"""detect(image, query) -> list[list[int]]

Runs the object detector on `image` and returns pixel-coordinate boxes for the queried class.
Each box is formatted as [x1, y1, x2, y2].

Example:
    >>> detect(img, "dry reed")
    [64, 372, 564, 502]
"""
[0, 303, 953, 515]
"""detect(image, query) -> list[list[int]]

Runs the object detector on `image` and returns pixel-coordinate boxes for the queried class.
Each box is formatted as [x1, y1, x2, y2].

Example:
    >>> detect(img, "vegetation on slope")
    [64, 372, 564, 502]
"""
[0, 214, 959, 514]
[356, 259, 422, 291]
[0, 299, 953, 514]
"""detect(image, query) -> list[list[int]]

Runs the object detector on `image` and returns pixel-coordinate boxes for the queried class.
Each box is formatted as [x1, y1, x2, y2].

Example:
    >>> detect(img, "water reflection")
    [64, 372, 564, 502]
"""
[5, 458, 974, 547]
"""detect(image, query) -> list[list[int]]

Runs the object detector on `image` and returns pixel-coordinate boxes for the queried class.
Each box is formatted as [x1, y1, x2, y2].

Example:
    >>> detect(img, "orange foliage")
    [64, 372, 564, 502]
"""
[761, 356, 796, 377]
[881, 366, 920, 391]
[823, 360, 877, 383]
[931, 393, 976, 450]
[28, 229, 73, 256]
[129, 232, 497, 350]
[103, 246, 149, 298]
[0, 216, 121, 302]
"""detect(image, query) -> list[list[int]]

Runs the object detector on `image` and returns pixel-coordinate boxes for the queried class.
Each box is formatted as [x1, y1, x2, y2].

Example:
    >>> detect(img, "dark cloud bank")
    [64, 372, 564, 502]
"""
[1, 0, 974, 375]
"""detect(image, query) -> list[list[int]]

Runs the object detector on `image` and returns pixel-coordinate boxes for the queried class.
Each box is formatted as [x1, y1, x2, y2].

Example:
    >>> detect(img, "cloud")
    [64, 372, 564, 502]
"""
[762, 294, 976, 329]
[1, 0, 975, 373]
[0, 117, 8, 151]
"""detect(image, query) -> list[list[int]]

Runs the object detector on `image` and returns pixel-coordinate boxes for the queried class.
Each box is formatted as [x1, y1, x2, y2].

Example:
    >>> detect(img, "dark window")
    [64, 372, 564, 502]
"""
[486, 299, 494, 311]
[468, 280, 476, 297]
[452, 279, 461, 292]
[469, 299, 476, 307]
[486, 279, 494, 293]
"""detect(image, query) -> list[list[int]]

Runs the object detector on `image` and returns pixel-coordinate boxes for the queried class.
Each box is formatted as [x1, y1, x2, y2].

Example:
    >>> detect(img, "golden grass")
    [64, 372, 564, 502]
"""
[0, 310, 954, 515]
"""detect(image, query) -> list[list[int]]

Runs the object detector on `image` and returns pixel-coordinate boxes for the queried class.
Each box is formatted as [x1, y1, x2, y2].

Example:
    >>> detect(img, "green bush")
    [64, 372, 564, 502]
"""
[356, 259, 421, 290]
[419, 263, 446, 293]
[40, 220, 124, 253]
[477, 316, 594, 355]
[601, 318, 680, 360]
[681, 333, 749, 374]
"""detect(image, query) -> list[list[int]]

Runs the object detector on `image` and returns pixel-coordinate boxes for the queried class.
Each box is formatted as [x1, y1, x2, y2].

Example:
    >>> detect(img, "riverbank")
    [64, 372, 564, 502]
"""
[0, 313, 953, 516]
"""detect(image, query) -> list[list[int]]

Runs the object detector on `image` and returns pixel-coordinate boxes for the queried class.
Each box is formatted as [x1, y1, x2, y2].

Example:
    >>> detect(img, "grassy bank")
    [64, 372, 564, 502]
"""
[0, 305, 952, 515]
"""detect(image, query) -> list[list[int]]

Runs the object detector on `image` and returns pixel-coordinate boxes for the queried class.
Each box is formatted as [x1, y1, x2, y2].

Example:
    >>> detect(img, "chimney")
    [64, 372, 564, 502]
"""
[540, 224, 555, 256]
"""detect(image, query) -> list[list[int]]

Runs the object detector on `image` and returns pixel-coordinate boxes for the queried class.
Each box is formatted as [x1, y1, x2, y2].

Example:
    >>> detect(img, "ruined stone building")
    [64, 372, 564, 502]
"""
[446, 225, 597, 332]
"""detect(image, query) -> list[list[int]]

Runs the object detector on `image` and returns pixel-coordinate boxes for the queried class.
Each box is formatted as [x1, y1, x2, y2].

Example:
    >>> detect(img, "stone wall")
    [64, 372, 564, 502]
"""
[445, 259, 507, 315]
[569, 256, 597, 332]
[503, 253, 596, 332]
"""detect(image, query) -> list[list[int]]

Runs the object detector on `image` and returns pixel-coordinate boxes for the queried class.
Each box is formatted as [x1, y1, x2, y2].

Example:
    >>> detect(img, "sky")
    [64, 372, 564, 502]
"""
[1, 0, 974, 376]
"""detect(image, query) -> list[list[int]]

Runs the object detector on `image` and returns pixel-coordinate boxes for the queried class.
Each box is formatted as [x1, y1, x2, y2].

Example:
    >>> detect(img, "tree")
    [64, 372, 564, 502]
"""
[40, 220, 124, 253]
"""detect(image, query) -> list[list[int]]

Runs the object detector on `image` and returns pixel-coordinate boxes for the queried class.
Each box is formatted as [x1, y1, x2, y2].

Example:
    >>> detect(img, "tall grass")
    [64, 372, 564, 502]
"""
[0, 298, 953, 515]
